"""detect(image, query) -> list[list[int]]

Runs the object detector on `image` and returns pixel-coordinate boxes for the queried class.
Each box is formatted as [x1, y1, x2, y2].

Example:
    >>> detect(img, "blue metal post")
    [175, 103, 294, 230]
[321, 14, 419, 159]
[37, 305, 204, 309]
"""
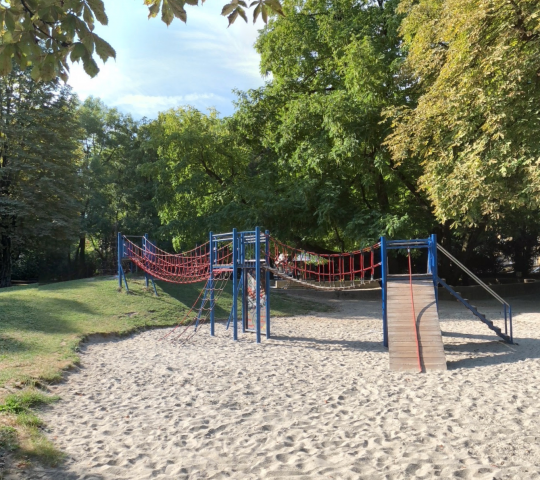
[232, 228, 238, 341]
[117, 232, 122, 289]
[509, 305, 513, 343]
[504, 304, 508, 335]
[144, 234, 149, 289]
[255, 226, 261, 343]
[265, 229, 271, 339]
[430, 234, 439, 310]
[380, 236, 388, 348]
[209, 232, 215, 336]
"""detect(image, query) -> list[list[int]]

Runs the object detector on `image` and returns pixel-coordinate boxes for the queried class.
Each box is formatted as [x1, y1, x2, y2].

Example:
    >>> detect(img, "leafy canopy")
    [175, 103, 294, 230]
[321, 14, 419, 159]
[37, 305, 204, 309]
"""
[386, 0, 540, 227]
[0, 0, 283, 82]
[0, 66, 83, 286]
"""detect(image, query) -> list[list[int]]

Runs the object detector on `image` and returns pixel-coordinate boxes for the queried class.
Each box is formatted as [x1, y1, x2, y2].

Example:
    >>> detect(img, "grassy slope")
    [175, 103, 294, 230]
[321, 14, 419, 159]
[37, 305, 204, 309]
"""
[0, 275, 329, 391]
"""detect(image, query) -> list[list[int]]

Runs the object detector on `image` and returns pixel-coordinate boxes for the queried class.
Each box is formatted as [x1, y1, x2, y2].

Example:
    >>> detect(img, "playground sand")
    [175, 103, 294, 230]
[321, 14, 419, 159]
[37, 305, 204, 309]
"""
[9, 294, 540, 479]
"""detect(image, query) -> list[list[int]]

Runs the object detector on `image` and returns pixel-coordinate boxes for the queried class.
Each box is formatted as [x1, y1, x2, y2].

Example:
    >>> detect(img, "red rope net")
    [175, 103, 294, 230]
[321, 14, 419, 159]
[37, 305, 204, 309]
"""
[269, 236, 381, 285]
[123, 237, 232, 284]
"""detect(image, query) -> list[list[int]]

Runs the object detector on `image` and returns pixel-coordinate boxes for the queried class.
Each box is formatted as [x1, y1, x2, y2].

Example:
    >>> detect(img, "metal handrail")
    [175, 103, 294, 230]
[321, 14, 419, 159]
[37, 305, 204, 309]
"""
[437, 243, 513, 343]
[436, 244, 509, 306]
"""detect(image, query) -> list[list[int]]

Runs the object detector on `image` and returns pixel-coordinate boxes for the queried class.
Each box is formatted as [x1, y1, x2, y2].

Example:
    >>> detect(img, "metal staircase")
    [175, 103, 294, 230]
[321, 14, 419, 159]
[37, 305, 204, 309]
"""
[436, 277, 512, 343]
[436, 244, 513, 344]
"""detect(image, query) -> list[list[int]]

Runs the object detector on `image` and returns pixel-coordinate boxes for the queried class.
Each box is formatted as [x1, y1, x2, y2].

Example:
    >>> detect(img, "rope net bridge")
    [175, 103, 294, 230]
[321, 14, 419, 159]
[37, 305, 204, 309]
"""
[267, 238, 381, 291]
[117, 229, 514, 372]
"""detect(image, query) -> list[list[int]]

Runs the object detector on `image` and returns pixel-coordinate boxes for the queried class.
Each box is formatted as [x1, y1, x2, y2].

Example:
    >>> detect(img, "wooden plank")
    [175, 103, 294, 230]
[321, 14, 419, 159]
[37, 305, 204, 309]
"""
[392, 345, 444, 352]
[387, 278, 447, 372]
[390, 358, 447, 365]
[388, 329, 442, 335]
[389, 361, 448, 370]
[392, 351, 446, 362]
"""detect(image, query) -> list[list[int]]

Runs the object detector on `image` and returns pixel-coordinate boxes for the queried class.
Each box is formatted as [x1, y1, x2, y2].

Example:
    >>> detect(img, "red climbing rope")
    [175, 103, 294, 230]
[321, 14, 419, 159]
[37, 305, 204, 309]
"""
[408, 249, 423, 373]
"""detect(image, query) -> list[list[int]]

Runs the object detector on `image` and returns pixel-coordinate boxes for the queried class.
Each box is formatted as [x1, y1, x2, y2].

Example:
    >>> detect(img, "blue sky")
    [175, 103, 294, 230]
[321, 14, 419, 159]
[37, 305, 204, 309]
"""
[67, 0, 267, 119]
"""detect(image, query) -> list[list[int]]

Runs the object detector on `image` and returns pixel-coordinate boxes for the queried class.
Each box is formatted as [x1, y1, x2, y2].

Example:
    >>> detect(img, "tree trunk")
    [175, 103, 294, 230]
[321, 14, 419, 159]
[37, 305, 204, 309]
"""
[78, 235, 86, 276]
[0, 234, 12, 287]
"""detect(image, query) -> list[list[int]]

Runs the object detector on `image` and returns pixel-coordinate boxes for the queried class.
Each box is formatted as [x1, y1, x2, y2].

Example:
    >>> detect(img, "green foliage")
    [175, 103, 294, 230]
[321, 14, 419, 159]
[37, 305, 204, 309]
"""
[386, 0, 540, 228]
[142, 107, 253, 249]
[140, 0, 438, 254]
[77, 97, 162, 273]
[0, 66, 83, 286]
[0, 0, 115, 81]
[228, 0, 436, 250]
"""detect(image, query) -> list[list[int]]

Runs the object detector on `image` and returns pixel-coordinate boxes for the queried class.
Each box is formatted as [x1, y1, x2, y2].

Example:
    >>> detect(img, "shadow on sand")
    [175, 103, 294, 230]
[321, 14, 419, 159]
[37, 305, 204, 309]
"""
[442, 330, 540, 369]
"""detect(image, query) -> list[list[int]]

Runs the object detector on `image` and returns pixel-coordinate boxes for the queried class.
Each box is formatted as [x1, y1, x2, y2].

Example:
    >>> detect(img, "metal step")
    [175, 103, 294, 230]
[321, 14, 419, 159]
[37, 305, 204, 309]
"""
[436, 277, 511, 343]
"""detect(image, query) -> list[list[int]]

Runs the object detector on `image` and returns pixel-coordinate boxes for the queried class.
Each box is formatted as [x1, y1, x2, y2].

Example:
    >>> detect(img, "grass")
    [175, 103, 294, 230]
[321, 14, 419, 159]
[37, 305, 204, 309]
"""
[0, 390, 63, 467]
[0, 274, 330, 468]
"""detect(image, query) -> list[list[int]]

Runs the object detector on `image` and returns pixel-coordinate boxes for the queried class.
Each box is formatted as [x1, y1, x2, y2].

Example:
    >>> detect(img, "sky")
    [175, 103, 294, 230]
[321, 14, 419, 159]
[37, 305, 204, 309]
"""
[67, 0, 267, 119]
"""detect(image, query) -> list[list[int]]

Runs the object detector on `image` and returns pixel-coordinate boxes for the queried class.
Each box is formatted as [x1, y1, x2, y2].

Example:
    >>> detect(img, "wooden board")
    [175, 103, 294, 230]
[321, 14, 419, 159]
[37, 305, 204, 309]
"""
[387, 274, 447, 372]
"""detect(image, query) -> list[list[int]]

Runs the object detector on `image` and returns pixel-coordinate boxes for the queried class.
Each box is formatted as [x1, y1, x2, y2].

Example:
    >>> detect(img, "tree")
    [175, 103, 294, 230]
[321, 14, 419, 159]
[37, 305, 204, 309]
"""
[0, 0, 283, 82]
[0, 66, 82, 286]
[141, 106, 253, 249]
[230, 0, 436, 251]
[78, 96, 162, 272]
[386, 0, 540, 229]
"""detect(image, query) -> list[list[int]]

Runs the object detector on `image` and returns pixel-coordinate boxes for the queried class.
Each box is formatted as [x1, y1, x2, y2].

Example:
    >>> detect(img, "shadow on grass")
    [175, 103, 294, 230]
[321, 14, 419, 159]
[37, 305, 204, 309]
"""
[0, 297, 97, 335]
[0, 336, 29, 354]
[157, 280, 234, 319]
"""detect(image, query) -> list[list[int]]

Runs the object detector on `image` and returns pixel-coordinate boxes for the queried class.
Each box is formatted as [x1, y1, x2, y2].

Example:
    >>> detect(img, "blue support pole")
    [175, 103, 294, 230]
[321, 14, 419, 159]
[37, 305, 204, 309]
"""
[117, 232, 129, 292]
[509, 305, 513, 343]
[117, 232, 122, 289]
[232, 228, 238, 341]
[430, 234, 439, 311]
[380, 236, 388, 348]
[143, 234, 158, 296]
[209, 232, 215, 336]
[265, 229, 271, 339]
[144, 233, 149, 289]
[255, 226, 261, 344]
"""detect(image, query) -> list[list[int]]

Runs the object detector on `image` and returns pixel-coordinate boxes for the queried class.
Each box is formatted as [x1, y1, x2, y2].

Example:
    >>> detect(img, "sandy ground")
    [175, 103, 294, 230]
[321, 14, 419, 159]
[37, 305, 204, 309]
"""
[7, 293, 540, 480]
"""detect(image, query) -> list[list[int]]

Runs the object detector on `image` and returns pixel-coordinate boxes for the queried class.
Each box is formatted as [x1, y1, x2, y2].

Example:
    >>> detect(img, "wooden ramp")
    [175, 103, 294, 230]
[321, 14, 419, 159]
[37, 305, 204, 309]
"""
[387, 274, 447, 372]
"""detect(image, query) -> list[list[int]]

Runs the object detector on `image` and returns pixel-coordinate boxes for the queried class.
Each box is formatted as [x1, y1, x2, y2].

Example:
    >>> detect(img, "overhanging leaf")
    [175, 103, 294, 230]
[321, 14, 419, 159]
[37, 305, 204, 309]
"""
[227, 8, 239, 26]
[161, 1, 174, 25]
[168, 0, 187, 22]
[86, 0, 108, 25]
[0, 52, 12, 76]
[82, 55, 99, 77]
[221, 3, 237, 16]
[93, 34, 115, 62]
[264, 0, 284, 16]
[147, 0, 162, 19]
[69, 42, 86, 62]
